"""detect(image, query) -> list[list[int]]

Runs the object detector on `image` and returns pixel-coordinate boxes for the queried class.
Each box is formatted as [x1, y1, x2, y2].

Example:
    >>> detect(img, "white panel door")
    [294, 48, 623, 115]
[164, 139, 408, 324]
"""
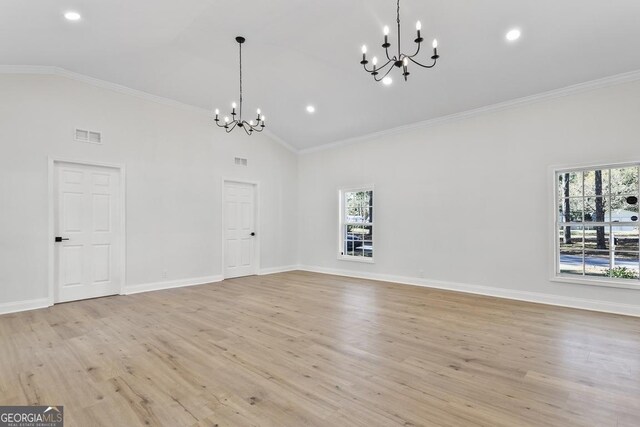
[224, 182, 256, 278]
[54, 163, 122, 303]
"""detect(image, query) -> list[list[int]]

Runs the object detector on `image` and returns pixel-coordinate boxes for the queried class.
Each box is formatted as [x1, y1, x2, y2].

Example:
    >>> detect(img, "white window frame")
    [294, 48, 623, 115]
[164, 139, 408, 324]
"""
[338, 186, 375, 263]
[551, 161, 640, 290]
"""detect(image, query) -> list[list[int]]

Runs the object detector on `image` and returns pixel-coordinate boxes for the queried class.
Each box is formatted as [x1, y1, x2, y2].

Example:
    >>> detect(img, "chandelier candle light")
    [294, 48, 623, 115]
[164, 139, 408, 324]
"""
[215, 36, 266, 135]
[360, 0, 439, 82]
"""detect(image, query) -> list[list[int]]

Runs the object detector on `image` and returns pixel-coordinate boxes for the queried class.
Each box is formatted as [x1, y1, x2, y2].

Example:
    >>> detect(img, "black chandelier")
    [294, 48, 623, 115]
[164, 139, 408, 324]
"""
[360, 0, 439, 83]
[215, 36, 265, 135]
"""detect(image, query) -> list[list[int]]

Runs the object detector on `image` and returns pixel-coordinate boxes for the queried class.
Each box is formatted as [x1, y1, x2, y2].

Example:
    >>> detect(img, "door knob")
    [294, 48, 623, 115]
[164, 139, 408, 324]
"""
[55, 237, 70, 242]
[250, 232, 256, 236]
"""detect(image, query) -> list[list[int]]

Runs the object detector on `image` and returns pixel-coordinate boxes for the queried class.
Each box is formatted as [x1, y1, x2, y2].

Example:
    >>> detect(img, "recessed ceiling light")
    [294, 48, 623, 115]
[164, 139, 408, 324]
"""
[382, 76, 393, 86]
[64, 11, 82, 21]
[306, 105, 316, 113]
[506, 28, 521, 42]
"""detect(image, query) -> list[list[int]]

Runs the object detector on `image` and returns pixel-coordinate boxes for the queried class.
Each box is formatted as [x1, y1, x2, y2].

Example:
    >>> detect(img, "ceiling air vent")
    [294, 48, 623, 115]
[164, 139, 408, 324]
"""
[234, 157, 248, 166]
[75, 128, 102, 144]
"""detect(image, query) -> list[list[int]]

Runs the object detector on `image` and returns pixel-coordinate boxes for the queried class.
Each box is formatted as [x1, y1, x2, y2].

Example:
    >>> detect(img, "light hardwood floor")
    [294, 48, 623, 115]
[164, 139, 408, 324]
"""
[1, 271, 639, 426]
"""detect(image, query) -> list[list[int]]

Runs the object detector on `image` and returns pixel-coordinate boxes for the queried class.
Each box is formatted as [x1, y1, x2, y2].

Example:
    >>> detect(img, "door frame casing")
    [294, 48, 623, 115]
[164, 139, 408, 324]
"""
[48, 157, 127, 305]
[221, 178, 261, 279]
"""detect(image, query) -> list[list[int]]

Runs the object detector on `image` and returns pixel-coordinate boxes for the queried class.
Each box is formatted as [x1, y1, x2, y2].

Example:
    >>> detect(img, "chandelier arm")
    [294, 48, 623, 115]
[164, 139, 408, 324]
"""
[408, 56, 437, 68]
[368, 59, 394, 76]
[215, 121, 228, 128]
[241, 120, 264, 134]
[363, 57, 393, 74]
[225, 121, 239, 133]
[406, 40, 422, 59]
[380, 57, 395, 70]
[373, 64, 396, 82]
[384, 45, 395, 62]
[242, 124, 252, 136]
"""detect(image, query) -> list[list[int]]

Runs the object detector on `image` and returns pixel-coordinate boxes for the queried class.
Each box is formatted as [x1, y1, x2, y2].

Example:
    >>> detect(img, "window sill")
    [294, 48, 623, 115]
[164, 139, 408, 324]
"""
[552, 274, 640, 290]
[338, 255, 375, 264]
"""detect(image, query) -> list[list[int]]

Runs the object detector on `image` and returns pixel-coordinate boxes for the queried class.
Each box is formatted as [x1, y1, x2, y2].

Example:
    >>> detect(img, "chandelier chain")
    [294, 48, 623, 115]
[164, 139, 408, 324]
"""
[239, 41, 243, 121]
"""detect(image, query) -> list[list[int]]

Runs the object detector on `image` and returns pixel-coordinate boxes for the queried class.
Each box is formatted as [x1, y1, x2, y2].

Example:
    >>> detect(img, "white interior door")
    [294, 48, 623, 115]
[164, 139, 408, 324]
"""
[54, 162, 122, 303]
[224, 182, 257, 278]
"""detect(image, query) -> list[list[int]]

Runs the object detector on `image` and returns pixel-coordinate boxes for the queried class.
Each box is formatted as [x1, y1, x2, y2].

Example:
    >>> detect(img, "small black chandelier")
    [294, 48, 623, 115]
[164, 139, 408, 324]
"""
[360, 0, 439, 83]
[215, 36, 266, 135]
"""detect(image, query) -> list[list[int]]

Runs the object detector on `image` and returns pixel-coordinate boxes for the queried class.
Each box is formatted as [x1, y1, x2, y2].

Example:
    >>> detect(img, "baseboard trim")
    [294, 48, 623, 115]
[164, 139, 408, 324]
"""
[258, 265, 299, 275]
[0, 298, 51, 316]
[297, 265, 640, 317]
[123, 275, 223, 295]
[4, 269, 637, 317]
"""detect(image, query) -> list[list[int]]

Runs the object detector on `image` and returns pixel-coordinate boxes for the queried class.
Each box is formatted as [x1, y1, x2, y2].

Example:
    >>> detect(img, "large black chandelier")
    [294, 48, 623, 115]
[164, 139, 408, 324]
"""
[360, 0, 439, 83]
[215, 36, 265, 135]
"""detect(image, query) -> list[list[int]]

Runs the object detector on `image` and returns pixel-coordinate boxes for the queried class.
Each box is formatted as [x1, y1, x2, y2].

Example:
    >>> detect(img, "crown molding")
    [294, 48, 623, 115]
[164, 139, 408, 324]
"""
[4, 65, 640, 156]
[0, 65, 298, 154]
[299, 68, 640, 155]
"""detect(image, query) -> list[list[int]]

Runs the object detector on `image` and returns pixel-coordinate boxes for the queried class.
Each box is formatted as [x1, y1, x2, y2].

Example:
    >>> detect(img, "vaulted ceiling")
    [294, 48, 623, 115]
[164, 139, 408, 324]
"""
[2, 0, 640, 150]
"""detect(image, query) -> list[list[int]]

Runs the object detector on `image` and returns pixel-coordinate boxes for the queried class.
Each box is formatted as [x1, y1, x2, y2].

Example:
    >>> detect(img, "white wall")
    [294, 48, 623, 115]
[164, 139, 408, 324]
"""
[0, 74, 298, 310]
[3, 72, 640, 316]
[298, 79, 640, 314]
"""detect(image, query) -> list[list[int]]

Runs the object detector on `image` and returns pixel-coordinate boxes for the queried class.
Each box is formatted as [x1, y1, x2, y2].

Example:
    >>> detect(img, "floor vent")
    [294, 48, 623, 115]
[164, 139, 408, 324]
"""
[235, 157, 248, 166]
[75, 128, 102, 144]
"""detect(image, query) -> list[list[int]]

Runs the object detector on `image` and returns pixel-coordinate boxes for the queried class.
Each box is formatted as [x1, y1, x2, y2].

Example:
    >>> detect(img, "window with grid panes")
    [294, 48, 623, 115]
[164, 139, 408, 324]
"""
[339, 188, 374, 261]
[557, 165, 640, 284]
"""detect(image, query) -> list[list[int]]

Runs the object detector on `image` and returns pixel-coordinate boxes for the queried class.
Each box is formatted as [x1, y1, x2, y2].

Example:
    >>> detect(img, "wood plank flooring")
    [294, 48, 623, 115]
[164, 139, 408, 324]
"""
[1, 271, 639, 426]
